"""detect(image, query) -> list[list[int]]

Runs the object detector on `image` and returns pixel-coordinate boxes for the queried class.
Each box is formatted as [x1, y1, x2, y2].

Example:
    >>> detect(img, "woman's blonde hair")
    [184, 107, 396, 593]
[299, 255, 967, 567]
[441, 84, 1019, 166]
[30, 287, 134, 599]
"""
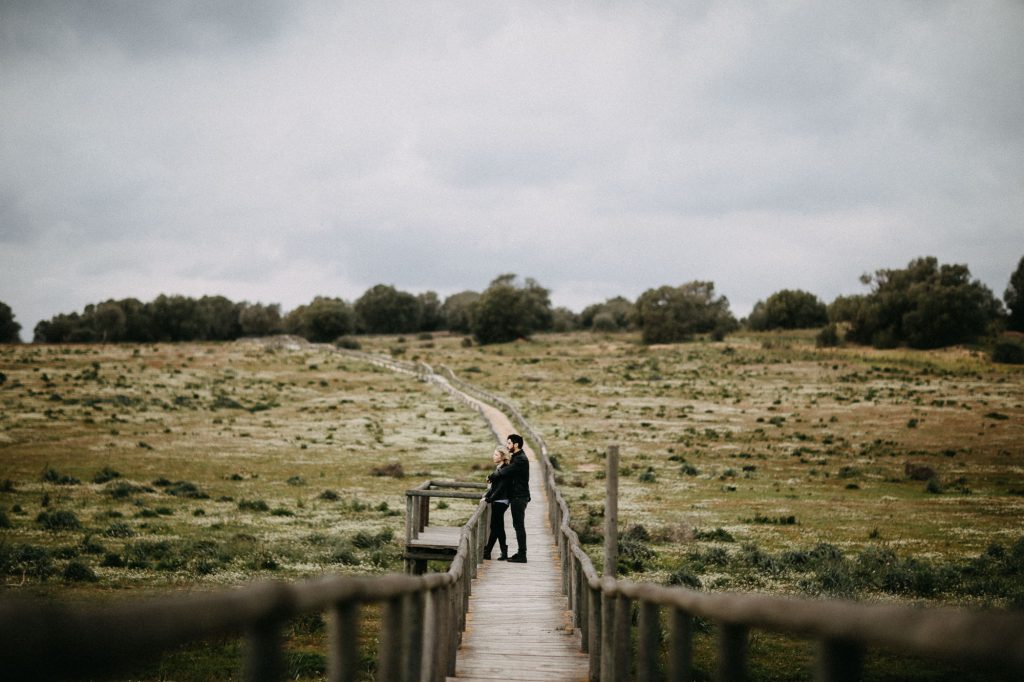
[493, 447, 511, 465]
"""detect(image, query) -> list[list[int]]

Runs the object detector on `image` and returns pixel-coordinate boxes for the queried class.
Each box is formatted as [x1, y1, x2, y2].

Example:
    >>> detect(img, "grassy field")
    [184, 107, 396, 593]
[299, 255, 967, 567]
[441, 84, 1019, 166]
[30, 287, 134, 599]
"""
[2, 330, 1023, 680]
[0, 337, 495, 679]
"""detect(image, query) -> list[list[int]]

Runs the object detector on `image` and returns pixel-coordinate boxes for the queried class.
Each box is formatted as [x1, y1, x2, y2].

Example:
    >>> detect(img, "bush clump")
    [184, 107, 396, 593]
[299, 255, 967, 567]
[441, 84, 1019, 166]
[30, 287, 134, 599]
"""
[63, 560, 98, 582]
[992, 337, 1024, 364]
[36, 510, 81, 531]
[42, 467, 80, 485]
[370, 462, 405, 478]
[92, 467, 121, 484]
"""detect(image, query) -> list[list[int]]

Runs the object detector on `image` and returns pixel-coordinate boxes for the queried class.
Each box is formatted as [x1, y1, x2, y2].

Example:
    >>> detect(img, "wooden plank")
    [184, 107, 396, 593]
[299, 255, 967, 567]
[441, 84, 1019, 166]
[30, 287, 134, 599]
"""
[449, 426, 589, 682]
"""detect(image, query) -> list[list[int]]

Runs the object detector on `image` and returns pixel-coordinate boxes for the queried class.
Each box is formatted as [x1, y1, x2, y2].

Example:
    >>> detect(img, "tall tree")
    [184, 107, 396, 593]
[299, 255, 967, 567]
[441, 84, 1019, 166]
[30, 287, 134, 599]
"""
[354, 284, 421, 334]
[471, 274, 553, 344]
[285, 297, 354, 342]
[1005, 255, 1024, 332]
[0, 301, 21, 343]
[847, 256, 1000, 348]
[634, 281, 736, 344]
[747, 289, 828, 330]
[442, 291, 480, 333]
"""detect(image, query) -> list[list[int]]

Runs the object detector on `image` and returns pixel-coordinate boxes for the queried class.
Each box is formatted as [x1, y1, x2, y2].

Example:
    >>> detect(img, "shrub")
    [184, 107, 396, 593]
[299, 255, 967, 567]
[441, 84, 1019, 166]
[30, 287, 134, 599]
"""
[370, 462, 405, 478]
[816, 323, 841, 348]
[36, 510, 81, 531]
[1, 544, 55, 580]
[165, 480, 209, 499]
[667, 569, 702, 589]
[0, 510, 10, 529]
[104, 522, 134, 538]
[334, 336, 362, 350]
[353, 529, 393, 550]
[92, 467, 121, 484]
[695, 527, 735, 542]
[318, 489, 340, 501]
[238, 499, 270, 512]
[992, 337, 1024, 364]
[63, 560, 98, 582]
[42, 467, 80, 485]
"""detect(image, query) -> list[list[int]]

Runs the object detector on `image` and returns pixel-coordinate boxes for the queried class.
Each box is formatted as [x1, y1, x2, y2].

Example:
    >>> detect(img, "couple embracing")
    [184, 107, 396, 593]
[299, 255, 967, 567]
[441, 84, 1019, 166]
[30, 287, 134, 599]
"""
[483, 434, 530, 564]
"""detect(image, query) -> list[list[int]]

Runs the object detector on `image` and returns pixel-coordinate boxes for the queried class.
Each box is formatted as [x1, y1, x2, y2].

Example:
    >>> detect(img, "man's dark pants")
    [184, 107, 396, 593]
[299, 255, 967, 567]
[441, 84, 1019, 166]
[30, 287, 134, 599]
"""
[510, 498, 528, 556]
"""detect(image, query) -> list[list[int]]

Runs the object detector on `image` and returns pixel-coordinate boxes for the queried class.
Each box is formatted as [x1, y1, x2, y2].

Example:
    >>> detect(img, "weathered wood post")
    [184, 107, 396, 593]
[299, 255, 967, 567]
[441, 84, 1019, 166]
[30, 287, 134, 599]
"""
[328, 600, 359, 682]
[638, 600, 660, 681]
[599, 444, 619, 682]
[604, 445, 619, 579]
[668, 608, 694, 682]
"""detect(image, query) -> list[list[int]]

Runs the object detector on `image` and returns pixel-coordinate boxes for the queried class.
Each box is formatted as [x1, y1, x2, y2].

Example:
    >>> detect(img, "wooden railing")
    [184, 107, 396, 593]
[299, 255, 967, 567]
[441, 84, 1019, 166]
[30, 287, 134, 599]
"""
[6, 349, 1023, 681]
[0, 493, 491, 681]
[454, 363, 1024, 681]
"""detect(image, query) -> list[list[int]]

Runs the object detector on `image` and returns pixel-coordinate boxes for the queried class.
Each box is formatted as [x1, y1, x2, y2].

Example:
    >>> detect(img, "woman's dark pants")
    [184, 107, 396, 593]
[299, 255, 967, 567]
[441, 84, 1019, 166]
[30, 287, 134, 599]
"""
[485, 501, 508, 557]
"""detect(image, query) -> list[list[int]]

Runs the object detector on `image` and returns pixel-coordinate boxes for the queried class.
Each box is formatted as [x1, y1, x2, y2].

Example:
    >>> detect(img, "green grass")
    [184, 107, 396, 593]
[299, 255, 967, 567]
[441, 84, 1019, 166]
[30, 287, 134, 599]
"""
[3, 331, 1023, 680]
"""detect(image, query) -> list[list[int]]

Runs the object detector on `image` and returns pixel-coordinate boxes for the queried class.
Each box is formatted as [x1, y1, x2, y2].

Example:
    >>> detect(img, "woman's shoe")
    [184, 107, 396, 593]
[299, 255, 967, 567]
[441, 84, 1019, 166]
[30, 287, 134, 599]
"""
[497, 553, 509, 561]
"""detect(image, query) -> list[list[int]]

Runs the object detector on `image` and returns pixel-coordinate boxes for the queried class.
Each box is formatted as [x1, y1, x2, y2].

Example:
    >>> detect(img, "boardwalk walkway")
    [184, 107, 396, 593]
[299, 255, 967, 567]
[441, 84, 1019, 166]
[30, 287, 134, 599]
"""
[447, 393, 589, 681]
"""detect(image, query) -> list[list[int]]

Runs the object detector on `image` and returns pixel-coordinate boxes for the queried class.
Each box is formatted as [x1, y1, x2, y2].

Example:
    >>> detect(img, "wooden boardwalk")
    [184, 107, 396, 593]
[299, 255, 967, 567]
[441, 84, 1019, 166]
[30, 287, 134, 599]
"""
[447, 394, 589, 681]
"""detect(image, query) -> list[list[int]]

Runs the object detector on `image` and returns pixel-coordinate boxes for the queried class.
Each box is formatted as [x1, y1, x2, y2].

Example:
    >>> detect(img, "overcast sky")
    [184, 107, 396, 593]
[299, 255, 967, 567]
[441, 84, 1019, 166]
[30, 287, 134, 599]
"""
[2, 1, 1022, 338]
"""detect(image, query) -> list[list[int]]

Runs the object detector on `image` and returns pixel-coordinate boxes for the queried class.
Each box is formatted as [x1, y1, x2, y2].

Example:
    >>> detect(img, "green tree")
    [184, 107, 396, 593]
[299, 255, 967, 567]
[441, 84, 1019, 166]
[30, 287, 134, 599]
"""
[0, 301, 21, 343]
[847, 256, 1001, 349]
[551, 307, 579, 332]
[471, 274, 554, 345]
[285, 297, 354, 342]
[90, 301, 127, 342]
[417, 291, 444, 332]
[634, 281, 737, 344]
[196, 296, 242, 340]
[239, 302, 283, 337]
[442, 291, 480, 333]
[747, 289, 828, 330]
[580, 296, 634, 331]
[1005, 255, 1024, 332]
[354, 285, 421, 334]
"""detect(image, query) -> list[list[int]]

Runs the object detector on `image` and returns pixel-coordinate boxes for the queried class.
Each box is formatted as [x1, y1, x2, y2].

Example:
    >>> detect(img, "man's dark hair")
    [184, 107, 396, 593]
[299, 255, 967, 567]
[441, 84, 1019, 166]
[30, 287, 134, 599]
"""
[508, 434, 524, 450]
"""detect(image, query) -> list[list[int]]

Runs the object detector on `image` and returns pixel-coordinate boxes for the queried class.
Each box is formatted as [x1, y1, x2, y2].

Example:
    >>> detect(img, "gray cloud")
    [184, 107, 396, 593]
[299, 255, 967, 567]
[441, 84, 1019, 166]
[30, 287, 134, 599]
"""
[1, 1, 1022, 335]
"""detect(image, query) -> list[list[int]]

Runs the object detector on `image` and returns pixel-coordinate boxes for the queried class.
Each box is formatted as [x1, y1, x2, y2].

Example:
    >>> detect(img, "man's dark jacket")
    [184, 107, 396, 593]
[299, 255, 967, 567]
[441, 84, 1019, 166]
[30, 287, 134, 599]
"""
[488, 451, 530, 501]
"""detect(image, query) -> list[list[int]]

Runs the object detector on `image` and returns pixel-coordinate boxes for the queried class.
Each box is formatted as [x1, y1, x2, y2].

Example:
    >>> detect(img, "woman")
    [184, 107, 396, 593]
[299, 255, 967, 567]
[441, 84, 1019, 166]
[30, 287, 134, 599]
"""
[483, 446, 511, 560]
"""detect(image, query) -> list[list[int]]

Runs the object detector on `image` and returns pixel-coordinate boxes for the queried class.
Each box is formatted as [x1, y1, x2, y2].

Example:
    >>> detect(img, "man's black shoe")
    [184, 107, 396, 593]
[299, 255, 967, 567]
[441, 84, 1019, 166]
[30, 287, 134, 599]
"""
[508, 554, 527, 563]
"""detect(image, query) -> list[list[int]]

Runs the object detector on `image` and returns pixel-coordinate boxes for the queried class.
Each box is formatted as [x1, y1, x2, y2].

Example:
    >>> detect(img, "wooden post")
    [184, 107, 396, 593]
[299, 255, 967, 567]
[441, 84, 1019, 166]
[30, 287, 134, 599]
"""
[718, 623, 748, 682]
[328, 601, 359, 682]
[638, 600, 660, 681]
[403, 592, 424, 682]
[601, 589, 616, 682]
[815, 638, 863, 682]
[668, 608, 693, 682]
[604, 445, 619, 578]
[589, 585, 602, 682]
[574, 560, 585, 634]
[378, 596, 404, 681]
[613, 594, 631, 681]
[243, 621, 285, 682]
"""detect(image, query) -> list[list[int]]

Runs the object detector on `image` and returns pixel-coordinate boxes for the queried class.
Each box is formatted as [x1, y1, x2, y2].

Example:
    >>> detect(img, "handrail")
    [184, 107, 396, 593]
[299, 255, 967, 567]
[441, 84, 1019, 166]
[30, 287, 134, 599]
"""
[441, 364, 1024, 680]
[0, 486, 491, 682]
[6, 349, 1023, 681]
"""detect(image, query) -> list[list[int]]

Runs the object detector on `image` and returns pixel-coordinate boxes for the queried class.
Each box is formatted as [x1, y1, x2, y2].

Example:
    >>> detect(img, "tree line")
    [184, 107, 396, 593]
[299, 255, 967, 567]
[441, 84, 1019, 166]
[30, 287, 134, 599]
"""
[2, 255, 1022, 353]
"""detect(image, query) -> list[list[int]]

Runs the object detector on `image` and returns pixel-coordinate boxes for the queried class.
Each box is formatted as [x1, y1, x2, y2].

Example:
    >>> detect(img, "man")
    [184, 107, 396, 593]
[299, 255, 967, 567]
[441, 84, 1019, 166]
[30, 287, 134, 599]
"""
[487, 433, 530, 563]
